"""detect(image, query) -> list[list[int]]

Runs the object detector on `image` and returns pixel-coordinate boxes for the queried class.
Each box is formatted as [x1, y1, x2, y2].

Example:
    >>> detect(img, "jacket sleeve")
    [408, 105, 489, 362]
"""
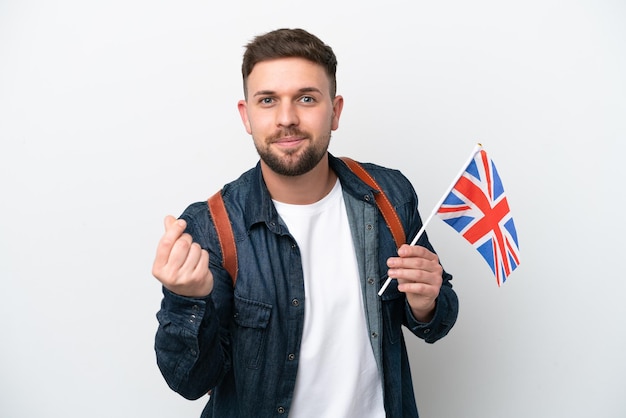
[387, 168, 459, 343]
[403, 196, 459, 343]
[154, 202, 234, 399]
[155, 288, 229, 399]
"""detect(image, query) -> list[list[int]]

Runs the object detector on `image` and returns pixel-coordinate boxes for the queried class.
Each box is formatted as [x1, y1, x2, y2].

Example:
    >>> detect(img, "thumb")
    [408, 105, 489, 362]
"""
[153, 215, 187, 272]
[163, 215, 186, 231]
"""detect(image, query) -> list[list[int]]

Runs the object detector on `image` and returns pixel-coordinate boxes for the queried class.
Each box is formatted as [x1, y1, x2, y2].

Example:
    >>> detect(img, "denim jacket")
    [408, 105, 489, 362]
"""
[155, 153, 459, 417]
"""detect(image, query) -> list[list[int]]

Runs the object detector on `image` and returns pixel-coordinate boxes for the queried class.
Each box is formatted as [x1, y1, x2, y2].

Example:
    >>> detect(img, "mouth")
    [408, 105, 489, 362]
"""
[274, 136, 305, 147]
[270, 130, 309, 149]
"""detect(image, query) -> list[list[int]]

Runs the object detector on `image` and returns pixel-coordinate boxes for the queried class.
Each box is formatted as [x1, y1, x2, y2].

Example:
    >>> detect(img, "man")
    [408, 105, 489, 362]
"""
[152, 28, 458, 417]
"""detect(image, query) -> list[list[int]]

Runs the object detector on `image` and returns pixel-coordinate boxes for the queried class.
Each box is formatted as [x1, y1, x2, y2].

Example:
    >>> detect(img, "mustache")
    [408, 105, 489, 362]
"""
[267, 128, 310, 142]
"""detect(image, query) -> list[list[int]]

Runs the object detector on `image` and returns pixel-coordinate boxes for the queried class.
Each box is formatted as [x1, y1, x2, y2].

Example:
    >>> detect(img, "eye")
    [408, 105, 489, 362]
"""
[259, 97, 274, 105]
[299, 96, 315, 104]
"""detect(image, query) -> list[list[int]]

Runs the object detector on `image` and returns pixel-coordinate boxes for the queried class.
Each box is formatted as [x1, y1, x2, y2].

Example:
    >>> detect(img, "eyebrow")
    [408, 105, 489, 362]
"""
[252, 87, 323, 97]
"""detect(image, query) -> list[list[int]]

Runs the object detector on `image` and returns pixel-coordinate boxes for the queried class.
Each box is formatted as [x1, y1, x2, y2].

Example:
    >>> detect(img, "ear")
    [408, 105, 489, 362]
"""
[237, 99, 252, 134]
[331, 95, 344, 131]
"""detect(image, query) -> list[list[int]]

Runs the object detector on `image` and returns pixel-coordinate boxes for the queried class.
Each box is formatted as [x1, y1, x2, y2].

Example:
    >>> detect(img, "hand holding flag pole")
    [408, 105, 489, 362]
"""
[378, 143, 483, 296]
[379, 143, 520, 296]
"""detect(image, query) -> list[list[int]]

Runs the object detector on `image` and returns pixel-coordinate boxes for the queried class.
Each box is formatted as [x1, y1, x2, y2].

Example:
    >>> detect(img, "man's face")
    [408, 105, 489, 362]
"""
[238, 57, 343, 176]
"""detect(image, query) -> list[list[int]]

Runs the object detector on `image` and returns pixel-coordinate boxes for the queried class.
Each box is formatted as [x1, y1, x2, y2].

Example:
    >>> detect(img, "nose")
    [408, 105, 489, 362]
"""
[276, 102, 299, 128]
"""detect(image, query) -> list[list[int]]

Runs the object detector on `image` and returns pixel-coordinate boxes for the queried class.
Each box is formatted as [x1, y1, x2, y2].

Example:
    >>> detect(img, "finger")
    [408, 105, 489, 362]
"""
[164, 216, 186, 234]
[179, 241, 204, 275]
[163, 214, 177, 230]
[388, 254, 438, 272]
[388, 254, 442, 283]
[166, 233, 194, 271]
[397, 244, 437, 261]
[192, 248, 210, 279]
[389, 266, 433, 283]
[398, 280, 441, 304]
[397, 280, 435, 295]
[154, 217, 187, 269]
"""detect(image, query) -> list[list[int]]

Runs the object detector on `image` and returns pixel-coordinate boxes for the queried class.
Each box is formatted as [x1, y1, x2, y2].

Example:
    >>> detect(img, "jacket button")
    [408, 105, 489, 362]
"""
[291, 298, 300, 307]
[277, 406, 286, 414]
[288, 353, 295, 361]
[367, 278, 375, 285]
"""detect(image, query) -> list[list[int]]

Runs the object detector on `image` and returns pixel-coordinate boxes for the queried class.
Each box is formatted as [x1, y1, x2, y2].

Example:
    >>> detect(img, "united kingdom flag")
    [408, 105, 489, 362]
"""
[437, 147, 520, 286]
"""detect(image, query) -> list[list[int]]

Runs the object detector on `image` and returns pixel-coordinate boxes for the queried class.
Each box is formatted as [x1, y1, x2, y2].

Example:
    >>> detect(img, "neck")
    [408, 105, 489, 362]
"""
[261, 154, 337, 205]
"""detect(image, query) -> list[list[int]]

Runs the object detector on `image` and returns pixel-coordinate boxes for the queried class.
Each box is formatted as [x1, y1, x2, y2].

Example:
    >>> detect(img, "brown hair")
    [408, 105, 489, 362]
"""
[241, 28, 338, 99]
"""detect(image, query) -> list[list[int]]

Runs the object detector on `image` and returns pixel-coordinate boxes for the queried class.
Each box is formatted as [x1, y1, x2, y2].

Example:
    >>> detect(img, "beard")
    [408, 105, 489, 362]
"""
[254, 128, 331, 176]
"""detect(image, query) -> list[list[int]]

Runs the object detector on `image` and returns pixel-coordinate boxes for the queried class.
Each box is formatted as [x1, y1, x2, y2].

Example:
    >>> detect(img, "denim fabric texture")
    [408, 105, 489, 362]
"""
[155, 153, 459, 417]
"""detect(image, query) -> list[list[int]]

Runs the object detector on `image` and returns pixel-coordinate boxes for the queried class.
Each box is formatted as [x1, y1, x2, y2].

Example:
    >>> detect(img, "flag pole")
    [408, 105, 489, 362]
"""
[378, 142, 483, 296]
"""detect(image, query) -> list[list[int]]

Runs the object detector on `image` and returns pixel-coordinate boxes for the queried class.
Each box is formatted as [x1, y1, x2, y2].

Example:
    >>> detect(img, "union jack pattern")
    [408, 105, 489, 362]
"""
[437, 148, 520, 285]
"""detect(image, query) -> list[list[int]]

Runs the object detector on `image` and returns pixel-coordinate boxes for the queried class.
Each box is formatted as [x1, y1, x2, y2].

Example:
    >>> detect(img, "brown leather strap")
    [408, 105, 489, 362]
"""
[340, 157, 406, 249]
[208, 190, 238, 284]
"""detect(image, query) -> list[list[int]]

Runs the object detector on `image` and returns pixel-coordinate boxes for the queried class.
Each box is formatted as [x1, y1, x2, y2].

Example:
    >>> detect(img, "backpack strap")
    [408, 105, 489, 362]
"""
[339, 157, 406, 249]
[207, 157, 406, 287]
[208, 190, 238, 285]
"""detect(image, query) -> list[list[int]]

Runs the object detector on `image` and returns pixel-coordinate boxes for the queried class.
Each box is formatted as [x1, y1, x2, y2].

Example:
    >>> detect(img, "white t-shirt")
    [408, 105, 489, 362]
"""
[273, 180, 385, 418]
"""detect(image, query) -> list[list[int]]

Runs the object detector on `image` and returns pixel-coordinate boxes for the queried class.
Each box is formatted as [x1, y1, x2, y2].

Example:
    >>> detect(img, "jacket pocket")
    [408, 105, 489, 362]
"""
[232, 295, 272, 369]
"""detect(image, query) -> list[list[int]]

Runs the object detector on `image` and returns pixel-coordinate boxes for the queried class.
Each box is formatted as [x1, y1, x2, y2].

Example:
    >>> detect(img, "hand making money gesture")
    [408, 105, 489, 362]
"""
[152, 215, 213, 298]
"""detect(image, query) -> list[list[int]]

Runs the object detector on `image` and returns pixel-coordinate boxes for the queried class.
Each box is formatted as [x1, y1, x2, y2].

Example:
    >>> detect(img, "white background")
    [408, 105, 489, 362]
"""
[1, 1, 625, 417]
